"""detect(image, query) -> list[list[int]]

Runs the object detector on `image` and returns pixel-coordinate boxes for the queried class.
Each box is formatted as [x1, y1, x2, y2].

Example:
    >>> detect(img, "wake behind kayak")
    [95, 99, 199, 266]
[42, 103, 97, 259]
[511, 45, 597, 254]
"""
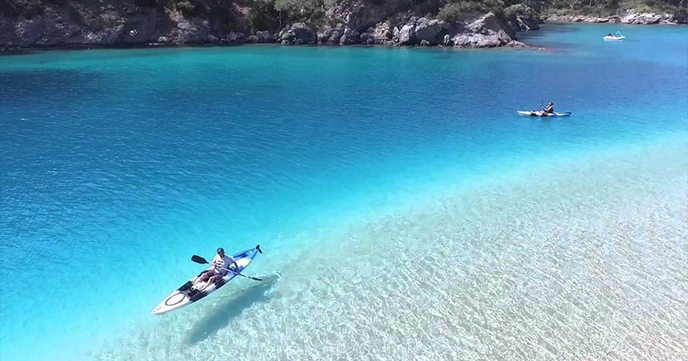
[152, 245, 262, 315]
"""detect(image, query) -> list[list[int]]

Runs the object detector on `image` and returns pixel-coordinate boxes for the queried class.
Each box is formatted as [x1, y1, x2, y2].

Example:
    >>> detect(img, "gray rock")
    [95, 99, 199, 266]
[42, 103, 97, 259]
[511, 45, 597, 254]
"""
[359, 32, 375, 45]
[468, 13, 504, 35]
[443, 34, 452, 46]
[246, 35, 259, 43]
[673, 10, 688, 24]
[414, 18, 447, 45]
[368, 22, 393, 44]
[503, 5, 540, 32]
[256, 31, 276, 43]
[208, 34, 219, 43]
[419, 39, 430, 46]
[340, 27, 359, 45]
[317, 24, 343, 44]
[224, 31, 246, 44]
[157, 36, 171, 44]
[397, 24, 416, 45]
[280, 22, 316, 45]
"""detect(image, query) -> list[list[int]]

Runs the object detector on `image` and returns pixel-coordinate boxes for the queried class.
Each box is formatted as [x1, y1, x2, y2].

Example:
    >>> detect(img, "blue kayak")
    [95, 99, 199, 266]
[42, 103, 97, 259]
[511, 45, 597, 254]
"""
[518, 111, 572, 117]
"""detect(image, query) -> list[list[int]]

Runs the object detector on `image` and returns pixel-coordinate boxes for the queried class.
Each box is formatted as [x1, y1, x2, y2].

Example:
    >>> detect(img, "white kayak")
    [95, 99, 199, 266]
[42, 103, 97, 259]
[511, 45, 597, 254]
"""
[604, 35, 625, 41]
[604, 32, 625, 41]
[152, 245, 262, 315]
[518, 111, 572, 117]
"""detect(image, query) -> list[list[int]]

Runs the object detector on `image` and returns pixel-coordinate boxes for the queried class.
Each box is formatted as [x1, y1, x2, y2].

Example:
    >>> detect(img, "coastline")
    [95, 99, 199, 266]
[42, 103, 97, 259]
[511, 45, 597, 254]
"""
[544, 10, 687, 25]
[2, 16, 685, 55]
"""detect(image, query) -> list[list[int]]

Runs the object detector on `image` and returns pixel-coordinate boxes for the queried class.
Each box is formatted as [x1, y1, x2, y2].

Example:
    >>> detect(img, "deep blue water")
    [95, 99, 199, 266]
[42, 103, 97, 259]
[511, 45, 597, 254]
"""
[1, 23, 686, 360]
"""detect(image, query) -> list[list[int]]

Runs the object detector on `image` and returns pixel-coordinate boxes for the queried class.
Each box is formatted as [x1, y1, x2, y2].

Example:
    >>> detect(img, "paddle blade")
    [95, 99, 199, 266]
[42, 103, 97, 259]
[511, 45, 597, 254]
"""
[191, 255, 209, 264]
[256, 244, 262, 254]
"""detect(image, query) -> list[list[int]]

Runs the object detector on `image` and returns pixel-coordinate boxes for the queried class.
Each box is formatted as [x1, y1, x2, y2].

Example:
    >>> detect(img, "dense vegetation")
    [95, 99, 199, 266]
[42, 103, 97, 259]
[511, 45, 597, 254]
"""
[1, 0, 684, 25]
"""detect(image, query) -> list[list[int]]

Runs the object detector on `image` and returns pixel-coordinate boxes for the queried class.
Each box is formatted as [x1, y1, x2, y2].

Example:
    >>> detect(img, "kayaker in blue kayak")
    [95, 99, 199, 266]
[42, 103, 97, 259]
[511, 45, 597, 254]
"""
[543, 102, 554, 114]
[192, 247, 240, 291]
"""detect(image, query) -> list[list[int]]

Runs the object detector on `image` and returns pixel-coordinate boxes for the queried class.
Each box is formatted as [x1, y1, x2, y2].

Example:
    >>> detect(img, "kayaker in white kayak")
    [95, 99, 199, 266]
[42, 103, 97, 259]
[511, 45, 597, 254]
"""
[192, 247, 240, 291]
[543, 102, 554, 114]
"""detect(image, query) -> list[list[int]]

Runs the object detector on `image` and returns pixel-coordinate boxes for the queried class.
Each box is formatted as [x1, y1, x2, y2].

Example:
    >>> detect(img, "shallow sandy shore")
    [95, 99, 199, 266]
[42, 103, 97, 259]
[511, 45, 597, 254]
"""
[96, 136, 688, 361]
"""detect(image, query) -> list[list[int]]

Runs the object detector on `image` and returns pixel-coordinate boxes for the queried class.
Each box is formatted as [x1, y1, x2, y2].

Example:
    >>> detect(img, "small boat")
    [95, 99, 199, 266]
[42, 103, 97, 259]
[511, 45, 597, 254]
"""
[518, 111, 572, 117]
[151, 245, 262, 315]
[604, 31, 626, 41]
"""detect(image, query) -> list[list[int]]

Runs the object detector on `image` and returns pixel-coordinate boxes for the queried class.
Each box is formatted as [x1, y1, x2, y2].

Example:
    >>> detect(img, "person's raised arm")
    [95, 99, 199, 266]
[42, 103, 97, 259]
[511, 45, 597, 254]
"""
[230, 257, 240, 274]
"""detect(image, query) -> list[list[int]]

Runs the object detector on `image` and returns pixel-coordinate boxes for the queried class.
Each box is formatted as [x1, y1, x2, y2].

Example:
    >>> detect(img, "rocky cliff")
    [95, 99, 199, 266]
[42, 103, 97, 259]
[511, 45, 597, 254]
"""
[0, 0, 536, 50]
[545, 10, 687, 25]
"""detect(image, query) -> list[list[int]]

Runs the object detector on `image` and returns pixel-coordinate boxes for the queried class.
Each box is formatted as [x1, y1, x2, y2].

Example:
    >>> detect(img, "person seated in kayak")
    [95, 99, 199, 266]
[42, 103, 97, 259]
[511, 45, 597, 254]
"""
[543, 102, 554, 114]
[192, 248, 240, 291]
[607, 33, 613, 37]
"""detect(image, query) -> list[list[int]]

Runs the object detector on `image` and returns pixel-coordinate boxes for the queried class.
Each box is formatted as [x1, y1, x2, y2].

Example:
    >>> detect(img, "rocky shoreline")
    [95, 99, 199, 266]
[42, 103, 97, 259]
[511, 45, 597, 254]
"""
[0, 12, 531, 52]
[545, 10, 687, 25]
[0, 1, 539, 52]
[1, 0, 685, 53]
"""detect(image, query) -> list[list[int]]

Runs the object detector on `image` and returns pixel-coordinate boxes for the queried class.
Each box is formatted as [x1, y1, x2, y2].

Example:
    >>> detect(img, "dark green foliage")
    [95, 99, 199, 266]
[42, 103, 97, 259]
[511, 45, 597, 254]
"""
[1, 0, 683, 28]
[438, 2, 484, 22]
[437, 0, 506, 22]
[176, 0, 199, 16]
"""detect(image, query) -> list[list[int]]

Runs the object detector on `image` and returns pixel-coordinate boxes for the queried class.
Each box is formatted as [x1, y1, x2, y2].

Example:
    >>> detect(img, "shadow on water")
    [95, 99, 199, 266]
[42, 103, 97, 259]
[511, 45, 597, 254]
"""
[184, 274, 280, 345]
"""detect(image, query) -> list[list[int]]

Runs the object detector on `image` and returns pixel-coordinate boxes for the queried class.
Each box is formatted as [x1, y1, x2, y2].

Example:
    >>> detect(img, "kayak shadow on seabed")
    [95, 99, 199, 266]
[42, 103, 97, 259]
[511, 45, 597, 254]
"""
[184, 273, 280, 345]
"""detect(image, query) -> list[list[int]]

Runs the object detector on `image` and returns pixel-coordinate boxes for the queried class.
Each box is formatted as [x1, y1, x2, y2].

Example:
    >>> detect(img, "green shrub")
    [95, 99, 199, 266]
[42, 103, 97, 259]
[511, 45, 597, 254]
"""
[176, 0, 198, 17]
[438, 2, 485, 22]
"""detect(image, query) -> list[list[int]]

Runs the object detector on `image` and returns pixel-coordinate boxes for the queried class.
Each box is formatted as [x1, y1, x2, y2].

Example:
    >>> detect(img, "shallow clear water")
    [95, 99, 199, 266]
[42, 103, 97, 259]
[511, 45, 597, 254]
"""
[0, 23, 686, 360]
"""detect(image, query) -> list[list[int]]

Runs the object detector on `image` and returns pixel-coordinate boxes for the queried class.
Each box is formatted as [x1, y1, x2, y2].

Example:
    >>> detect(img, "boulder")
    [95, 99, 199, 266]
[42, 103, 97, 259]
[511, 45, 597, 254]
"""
[621, 11, 662, 24]
[223, 31, 246, 44]
[255, 31, 276, 43]
[673, 10, 688, 24]
[450, 13, 514, 48]
[359, 32, 375, 45]
[340, 27, 360, 45]
[443, 34, 452, 46]
[503, 5, 540, 32]
[414, 18, 447, 45]
[317, 24, 343, 44]
[280, 22, 316, 45]
[397, 24, 416, 45]
[370, 21, 393, 44]
[246, 35, 259, 43]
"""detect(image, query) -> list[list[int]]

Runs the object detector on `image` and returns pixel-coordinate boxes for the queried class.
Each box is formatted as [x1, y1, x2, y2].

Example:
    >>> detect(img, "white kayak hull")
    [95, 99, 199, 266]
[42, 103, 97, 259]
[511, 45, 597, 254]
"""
[604, 36, 625, 41]
[152, 245, 262, 315]
[518, 111, 572, 117]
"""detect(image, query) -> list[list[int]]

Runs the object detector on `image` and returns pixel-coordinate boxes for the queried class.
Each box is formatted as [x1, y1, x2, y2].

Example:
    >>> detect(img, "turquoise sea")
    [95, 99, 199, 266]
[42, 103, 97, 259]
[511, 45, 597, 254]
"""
[1, 23, 687, 360]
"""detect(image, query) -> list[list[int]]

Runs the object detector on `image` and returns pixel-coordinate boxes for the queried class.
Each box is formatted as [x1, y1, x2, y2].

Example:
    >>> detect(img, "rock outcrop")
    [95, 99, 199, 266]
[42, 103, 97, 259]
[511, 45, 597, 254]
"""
[0, 0, 528, 51]
[545, 10, 686, 25]
[279, 22, 316, 45]
[503, 5, 540, 32]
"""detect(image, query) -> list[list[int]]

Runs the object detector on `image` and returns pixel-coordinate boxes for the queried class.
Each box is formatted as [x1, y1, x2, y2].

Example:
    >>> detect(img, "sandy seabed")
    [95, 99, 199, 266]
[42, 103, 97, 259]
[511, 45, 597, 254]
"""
[95, 137, 688, 361]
